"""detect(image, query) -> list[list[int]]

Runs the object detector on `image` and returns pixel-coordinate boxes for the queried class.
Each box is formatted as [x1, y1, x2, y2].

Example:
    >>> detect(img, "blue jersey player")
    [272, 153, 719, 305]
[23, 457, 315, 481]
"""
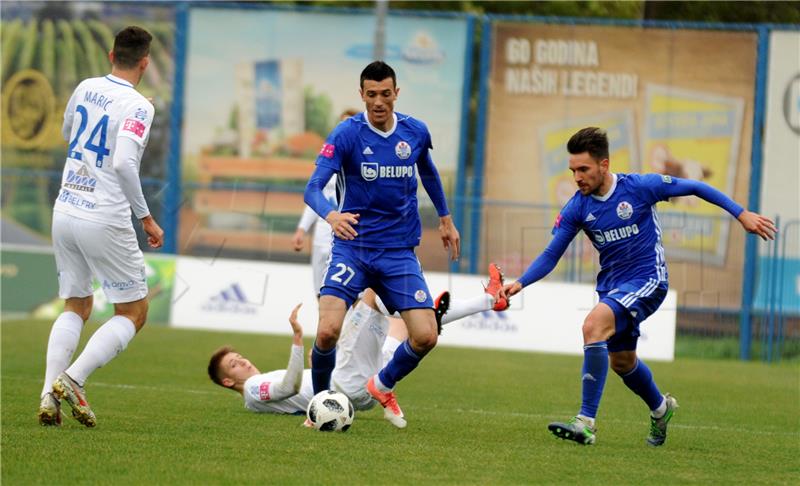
[500, 127, 776, 446]
[303, 61, 460, 428]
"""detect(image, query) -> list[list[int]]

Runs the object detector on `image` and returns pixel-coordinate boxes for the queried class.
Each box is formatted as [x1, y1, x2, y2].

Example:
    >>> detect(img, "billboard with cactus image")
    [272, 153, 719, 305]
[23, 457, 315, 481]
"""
[1, 1, 175, 243]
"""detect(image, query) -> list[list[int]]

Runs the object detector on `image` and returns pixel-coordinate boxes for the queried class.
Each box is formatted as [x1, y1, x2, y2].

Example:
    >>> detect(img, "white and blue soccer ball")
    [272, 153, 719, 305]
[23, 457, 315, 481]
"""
[307, 390, 354, 432]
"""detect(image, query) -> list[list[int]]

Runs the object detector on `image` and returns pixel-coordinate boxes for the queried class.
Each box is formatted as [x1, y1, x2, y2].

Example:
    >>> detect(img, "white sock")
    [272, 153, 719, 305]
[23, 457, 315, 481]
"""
[381, 336, 403, 367]
[65, 316, 136, 385]
[41, 312, 84, 398]
[577, 414, 596, 427]
[441, 295, 494, 325]
[651, 396, 667, 418]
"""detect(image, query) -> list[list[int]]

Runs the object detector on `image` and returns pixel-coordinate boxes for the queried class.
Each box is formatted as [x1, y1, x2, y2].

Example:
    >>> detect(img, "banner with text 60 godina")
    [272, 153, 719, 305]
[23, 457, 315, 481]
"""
[480, 21, 756, 309]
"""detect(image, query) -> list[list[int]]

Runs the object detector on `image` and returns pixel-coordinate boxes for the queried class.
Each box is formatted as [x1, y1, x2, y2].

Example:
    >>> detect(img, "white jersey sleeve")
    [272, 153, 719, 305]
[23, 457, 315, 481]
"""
[116, 99, 155, 147]
[243, 369, 314, 415]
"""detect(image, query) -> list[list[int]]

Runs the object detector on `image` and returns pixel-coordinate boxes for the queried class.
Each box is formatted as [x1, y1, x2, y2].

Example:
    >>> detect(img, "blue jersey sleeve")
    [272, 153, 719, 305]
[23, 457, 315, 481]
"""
[314, 122, 353, 172]
[518, 199, 581, 287]
[304, 165, 338, 220]
[637, 174, 744, 218]
[415, 130, 449, 217]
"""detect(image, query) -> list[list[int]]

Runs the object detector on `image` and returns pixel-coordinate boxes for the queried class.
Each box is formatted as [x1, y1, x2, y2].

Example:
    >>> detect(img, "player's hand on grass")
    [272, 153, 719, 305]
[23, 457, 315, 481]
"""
[291, 228, 306, 251]
[141, 215, 164, 248]
[326, 211, 359, 240]
[499, 281, 523, 301]
[289, 303, 303, 345]
[737, 211, 777, 241]
[438, 215, 460, 261]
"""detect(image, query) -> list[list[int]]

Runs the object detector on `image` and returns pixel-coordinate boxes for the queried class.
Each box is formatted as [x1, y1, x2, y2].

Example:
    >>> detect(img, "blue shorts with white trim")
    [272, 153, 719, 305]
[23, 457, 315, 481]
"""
[599, 278, 668, 352]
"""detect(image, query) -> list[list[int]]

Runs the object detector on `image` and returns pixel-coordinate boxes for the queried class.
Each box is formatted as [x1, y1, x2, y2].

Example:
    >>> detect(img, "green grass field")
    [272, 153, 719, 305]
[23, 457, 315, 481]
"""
[2, 319, 799, 484]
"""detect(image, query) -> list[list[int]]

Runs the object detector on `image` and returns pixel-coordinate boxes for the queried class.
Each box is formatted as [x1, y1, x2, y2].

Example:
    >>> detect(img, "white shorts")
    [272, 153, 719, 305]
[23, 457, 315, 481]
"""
[52, 211, 148, 304]
[311, 243, 331, 295]
[331, 301, 389, 411]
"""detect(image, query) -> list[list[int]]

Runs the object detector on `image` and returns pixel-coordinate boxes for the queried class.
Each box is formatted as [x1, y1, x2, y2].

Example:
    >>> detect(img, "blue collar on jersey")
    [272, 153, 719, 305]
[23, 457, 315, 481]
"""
[591, 173, 618, 202]
[105, 74, 134, 88]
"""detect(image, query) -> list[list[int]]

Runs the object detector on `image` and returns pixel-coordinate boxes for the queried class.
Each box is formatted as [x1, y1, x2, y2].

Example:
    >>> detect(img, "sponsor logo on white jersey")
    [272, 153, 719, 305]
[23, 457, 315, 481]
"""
[616, 201, 633, 220]
[585, 212, 596, 222]
[362, 146, 373, 155]
[592, 224, 640, 246]
[395, 140, 411, 159]
[64, 165, 97, 192]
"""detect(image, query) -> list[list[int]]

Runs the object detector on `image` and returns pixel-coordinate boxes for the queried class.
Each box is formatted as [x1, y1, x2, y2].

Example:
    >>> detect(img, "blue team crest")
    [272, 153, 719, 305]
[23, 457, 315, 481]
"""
[395, 141, 412, 160]
[414, 290, 427, 302]
[134, 107, 148, 121]
[361, 162, 378, 181]
[616, 201, 633, 220]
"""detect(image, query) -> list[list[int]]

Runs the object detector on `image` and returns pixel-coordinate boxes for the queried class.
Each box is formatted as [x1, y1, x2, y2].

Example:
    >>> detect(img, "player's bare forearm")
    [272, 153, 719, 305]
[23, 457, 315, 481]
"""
[737, 210, 777, 241]
[291, 228, 306, 251]
[140, 215, 164, 249]
[499, 281, 523, 301]
[288, 303, 303, 346]
[438, 215, 460, 261]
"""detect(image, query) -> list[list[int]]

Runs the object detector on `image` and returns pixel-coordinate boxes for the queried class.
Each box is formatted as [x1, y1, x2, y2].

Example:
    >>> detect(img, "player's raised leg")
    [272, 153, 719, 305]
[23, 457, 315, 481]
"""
[548, 303, 615, 445]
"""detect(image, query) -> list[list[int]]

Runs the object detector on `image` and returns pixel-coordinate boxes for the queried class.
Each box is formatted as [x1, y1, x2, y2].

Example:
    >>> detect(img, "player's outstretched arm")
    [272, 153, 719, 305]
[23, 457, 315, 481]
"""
[657, 177, 776, 240]
[261, 304, 306, 401]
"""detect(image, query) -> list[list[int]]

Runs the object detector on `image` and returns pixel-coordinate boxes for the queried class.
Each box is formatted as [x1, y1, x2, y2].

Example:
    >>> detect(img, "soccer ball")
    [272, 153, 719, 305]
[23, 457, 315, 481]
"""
[306, 390, 354, 432]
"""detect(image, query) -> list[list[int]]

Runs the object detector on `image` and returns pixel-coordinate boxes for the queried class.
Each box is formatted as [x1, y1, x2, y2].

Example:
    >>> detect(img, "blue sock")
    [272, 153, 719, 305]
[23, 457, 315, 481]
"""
[620, 359, 663, 411]
[377, 340, 422, 390]
[311, 343, 336, 394]
[579, 341, 608, 419]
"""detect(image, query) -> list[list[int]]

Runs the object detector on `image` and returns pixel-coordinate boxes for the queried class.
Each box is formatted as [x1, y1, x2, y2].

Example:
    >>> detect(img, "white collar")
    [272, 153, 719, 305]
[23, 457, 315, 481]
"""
[105, 74, 133, 87]
[591, 173, 617, 202]
[365, 112, 397, 139]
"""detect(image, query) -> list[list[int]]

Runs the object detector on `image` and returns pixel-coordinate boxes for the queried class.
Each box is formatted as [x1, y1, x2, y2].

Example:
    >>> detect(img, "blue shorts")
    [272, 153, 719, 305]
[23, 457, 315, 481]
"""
[599, 278, 668, 353]
[319, 244, 433, 314]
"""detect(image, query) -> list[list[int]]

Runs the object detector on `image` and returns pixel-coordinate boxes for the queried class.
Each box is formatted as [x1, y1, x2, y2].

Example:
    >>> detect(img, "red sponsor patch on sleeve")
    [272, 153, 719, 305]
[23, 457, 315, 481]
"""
[122, 119, 146, 137]
[259, 382, 271, 401]
[319, 143, 335, 159]
[554, 213, 563, 229]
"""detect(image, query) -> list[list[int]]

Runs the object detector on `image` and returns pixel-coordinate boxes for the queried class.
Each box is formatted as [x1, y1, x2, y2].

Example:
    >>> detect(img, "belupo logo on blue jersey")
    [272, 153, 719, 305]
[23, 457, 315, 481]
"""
[360, 162, 414, 181]
[361, 162, 378, 181]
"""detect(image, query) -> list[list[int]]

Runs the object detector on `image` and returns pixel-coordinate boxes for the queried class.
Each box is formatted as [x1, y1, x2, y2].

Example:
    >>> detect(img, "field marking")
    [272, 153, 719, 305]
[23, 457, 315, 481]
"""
[7, 376, 797, 438]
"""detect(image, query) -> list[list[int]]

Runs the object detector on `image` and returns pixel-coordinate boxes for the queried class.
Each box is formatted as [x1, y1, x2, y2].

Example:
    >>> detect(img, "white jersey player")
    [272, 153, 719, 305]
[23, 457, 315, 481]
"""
[291, 175, 336, 294]
[38, 26, 164, 429]
[208, 265, 508, 428]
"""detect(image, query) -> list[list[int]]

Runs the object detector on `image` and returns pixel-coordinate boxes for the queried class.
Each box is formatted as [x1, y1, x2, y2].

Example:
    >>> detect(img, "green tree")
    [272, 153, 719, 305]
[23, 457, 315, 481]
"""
[304, 86, 333, 138]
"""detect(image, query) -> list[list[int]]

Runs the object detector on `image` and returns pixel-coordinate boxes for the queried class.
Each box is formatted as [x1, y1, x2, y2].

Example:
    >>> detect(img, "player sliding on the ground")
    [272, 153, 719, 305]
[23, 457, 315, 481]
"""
[499, 127, 776, 447]
[207, 266, 508, 427]
[38, 26, 163, 428]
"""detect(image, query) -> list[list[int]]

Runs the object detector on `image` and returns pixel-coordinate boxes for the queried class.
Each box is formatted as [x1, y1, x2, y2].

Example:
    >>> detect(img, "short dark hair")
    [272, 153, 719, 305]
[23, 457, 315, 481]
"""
[360, 61, 396, 88]
[112, 26, 152, 69]
[208, 346, 234, 388]
[567, 127, 609, 162]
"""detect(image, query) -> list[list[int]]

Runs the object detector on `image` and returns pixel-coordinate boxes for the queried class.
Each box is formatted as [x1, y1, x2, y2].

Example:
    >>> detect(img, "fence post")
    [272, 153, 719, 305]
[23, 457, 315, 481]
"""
[739, 25, 770, 361]
[164, 2, 189, 254]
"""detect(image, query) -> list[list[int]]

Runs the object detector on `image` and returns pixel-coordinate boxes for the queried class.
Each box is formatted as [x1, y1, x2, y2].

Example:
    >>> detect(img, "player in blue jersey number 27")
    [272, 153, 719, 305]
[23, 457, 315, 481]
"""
[303, 61, 461, 428]
[500, 127, 776, 446]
